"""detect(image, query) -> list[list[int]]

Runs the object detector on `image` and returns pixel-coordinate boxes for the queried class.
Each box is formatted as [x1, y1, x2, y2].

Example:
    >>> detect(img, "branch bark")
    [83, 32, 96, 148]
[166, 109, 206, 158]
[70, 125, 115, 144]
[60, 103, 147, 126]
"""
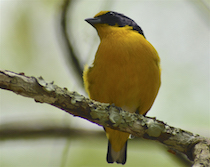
[0, 69, 209, 166]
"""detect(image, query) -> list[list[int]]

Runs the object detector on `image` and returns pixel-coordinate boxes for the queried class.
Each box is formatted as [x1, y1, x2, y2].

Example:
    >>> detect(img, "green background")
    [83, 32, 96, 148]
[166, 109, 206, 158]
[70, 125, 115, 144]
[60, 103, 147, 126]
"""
[0, 0, 209, 166]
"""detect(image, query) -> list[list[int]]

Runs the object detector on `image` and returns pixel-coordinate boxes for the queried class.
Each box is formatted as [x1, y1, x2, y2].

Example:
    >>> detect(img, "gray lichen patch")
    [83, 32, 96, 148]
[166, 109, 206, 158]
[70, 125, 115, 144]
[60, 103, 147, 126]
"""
[109, 110, 124, 127]
[90, 103, 109, 125]
[146, 119, 165, 137]
[37, 76, 56, 92]
[70, 91, 85, 104]
[121, 111, 138, 127]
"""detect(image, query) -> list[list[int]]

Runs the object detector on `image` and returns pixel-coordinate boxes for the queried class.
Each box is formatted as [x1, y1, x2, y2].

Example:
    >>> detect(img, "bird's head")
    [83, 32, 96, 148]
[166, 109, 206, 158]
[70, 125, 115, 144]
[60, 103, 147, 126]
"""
[85, 11, 145, 39]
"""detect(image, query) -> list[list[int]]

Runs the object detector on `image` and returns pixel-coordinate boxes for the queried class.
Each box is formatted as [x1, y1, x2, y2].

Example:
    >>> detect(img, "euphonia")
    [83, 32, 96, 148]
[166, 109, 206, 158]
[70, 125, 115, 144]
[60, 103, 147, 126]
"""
[83, 11, 161, 165]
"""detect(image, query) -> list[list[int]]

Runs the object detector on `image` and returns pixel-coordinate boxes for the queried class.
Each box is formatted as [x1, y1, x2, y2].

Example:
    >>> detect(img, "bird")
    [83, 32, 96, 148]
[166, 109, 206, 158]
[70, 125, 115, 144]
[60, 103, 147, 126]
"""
[83, 11, 161, 165]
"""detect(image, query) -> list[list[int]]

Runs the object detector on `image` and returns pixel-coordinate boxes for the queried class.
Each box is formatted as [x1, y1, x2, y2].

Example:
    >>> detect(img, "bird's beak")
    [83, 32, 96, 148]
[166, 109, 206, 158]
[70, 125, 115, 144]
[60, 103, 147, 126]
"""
[85, 17, 101, 27]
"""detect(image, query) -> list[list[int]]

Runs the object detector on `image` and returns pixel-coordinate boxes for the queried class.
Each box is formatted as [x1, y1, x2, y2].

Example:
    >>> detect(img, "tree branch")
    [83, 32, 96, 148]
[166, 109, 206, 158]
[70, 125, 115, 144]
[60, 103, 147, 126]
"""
[0, 69, 209, 166]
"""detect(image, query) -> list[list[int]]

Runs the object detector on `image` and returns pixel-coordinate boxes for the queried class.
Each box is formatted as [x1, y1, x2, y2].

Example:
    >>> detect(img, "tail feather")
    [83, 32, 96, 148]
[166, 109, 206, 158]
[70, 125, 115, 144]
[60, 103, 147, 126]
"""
[107, 140, 127, 165]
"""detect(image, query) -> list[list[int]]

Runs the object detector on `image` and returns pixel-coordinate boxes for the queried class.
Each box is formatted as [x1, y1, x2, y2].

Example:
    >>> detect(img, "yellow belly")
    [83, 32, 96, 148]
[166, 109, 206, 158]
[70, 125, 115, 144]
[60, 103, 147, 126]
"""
[84, 33, 160, 114]
[83, 31, 161, 151]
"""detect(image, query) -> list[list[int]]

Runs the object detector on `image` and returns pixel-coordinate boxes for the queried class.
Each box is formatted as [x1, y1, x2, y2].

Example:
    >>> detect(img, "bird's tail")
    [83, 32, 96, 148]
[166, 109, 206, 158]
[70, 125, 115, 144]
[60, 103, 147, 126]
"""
[106, 140, 127, 165]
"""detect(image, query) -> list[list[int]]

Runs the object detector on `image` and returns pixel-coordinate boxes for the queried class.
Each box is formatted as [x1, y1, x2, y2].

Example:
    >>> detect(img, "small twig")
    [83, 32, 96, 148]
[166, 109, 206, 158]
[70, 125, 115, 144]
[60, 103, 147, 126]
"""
[60, 0, 83, 86]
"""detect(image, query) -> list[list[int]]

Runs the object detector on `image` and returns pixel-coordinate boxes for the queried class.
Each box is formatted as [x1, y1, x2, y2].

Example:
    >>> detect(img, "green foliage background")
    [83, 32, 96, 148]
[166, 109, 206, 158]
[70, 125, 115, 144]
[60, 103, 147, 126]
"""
[0, 0, 209, 166]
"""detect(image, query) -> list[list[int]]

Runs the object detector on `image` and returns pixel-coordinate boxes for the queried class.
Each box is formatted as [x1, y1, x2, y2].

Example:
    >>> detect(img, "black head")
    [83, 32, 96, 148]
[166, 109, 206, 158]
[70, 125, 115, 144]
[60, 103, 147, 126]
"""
[85, 11, 145, 38]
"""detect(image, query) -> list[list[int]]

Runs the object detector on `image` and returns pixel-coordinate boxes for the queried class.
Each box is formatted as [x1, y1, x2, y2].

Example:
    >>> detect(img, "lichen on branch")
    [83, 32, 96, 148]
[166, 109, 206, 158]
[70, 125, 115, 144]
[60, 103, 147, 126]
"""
[0, 69, 209, 166]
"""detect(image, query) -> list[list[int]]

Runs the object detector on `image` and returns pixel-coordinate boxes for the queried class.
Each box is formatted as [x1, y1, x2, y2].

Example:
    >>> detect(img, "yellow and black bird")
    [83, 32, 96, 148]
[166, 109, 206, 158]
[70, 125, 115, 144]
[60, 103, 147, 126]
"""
[83, 11, 161, 165]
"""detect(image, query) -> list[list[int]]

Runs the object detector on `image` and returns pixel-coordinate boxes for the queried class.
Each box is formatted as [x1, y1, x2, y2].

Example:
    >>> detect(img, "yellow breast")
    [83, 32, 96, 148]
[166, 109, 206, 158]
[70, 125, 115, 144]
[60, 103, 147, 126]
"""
[83, 26, 161, 114]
